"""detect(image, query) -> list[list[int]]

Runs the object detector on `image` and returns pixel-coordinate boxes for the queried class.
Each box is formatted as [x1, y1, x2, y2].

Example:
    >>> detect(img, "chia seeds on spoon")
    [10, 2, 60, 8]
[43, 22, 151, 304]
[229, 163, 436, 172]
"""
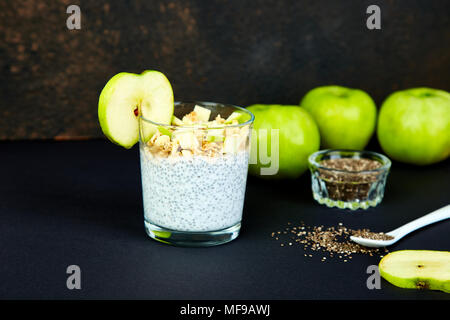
[351, 229, 394, 241]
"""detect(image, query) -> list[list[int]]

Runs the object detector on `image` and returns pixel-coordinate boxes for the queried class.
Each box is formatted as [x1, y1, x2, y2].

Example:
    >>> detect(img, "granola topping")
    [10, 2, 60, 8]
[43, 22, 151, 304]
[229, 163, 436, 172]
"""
[145, 105, 250, 158]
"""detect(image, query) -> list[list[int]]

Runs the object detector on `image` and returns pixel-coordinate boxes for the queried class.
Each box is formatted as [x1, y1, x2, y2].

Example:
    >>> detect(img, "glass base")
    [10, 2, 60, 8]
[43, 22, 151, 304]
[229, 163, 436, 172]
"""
[312, 192, 383, 210]
[144, 220, 241, 247]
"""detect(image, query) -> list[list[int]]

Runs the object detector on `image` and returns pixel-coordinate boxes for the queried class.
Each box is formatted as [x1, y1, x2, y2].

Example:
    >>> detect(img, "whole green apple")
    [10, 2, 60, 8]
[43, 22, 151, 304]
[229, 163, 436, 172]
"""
[300, 85, 377, 149]
[377, 88, 450, 165]
[247, 104, 320, 179]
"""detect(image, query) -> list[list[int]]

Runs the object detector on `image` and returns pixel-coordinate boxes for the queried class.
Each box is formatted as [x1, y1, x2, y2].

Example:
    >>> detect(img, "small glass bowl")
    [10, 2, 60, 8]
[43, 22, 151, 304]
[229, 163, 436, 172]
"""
[308, 150, 391, 210]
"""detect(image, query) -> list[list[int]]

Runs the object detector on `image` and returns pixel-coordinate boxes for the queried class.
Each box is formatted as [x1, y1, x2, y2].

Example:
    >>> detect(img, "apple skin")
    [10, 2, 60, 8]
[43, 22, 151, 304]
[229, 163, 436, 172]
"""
[300, 85, 377, 150]
[247, 104, 320, 179]
[377, 88, 450, 165]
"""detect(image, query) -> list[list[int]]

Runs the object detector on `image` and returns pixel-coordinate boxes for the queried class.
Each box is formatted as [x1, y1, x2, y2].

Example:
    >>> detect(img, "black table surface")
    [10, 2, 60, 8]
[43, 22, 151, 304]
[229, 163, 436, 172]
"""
[1, 140, 449, 300]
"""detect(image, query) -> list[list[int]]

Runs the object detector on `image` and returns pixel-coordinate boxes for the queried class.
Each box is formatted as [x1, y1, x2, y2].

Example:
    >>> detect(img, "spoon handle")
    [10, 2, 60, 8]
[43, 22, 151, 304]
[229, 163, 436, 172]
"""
[388, 204, 450, 240]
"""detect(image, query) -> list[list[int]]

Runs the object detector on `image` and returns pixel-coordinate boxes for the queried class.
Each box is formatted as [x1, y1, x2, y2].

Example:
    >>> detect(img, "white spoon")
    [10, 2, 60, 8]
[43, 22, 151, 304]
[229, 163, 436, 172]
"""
[350, 204, 450, 248]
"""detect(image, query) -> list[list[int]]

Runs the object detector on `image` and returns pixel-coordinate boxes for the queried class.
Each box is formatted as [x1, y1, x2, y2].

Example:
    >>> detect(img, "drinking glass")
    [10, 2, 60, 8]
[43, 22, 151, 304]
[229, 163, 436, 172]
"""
[139, 101, 254, 246]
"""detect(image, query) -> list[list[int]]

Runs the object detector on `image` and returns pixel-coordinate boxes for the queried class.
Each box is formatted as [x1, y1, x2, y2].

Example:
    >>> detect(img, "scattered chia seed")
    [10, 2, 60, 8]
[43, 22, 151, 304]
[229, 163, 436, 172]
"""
[271, 221, 389, 261]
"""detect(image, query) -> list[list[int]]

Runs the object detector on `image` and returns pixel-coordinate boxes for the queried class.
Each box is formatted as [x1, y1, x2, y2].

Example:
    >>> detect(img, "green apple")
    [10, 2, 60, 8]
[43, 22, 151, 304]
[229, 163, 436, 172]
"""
[377, 88, 450, 165]
[300, 85, 377, 149]
[98, 70, 174, 148]
[379, 250, 450, 293]
[247, 104, 320, 179]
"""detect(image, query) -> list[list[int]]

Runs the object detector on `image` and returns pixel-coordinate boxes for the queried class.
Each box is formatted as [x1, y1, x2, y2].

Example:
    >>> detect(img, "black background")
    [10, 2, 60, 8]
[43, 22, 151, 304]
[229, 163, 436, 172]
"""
[0, 0, 449, 139]
[0, 0, 449, 302]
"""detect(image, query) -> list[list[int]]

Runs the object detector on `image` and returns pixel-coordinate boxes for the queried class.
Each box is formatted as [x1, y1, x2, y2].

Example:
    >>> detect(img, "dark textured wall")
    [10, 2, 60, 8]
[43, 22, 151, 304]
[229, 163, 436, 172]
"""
[0, 0, 449, 140]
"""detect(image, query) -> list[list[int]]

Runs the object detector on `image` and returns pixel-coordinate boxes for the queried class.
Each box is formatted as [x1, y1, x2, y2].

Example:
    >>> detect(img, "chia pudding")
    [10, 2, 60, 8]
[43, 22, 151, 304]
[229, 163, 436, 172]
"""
[139, 103, 253, 233]
[140, 148, 249, 231]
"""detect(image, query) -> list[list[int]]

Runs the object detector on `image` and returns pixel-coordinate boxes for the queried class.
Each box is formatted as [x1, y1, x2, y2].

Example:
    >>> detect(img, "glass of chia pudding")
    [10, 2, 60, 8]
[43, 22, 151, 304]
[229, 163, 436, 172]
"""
[139, 101, 254, 246]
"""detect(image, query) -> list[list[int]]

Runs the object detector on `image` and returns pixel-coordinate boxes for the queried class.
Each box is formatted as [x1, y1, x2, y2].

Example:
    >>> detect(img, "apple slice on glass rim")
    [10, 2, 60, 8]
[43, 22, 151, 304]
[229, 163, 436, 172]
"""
[98, 70, 174, 148]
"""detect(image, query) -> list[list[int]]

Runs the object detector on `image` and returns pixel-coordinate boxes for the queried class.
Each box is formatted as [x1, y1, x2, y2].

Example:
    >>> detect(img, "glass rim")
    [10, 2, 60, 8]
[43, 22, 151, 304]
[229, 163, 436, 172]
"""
[308, 149, 392, 174]
[139, 101, 255, 129]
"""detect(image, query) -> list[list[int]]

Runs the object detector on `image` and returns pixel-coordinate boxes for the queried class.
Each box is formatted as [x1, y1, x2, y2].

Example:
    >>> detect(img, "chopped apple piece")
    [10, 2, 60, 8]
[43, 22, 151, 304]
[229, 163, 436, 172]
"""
[206, 128, 225, 142]
[225, 126, 240, 136]
[193, 105, 212, 122]
[157, 126, 172, 138]
[207, 136, 225, 142]
[225, 110, 251, 124]
[174, 130, 198, 150]
[171, 116, 183, 126]
[223, 135, 240, 154]
[225, 111, 242, 123]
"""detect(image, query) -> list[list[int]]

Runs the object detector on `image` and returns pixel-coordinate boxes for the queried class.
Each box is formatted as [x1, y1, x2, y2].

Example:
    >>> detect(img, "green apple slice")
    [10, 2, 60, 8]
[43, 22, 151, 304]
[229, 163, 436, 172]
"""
[98, 70, 174, 148]
[379, 250, 450, 293]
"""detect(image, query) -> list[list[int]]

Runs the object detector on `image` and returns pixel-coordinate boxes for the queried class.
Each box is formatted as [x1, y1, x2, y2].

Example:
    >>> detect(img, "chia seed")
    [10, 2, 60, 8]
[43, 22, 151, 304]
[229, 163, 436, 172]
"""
[272, 221, 389, 261]
[352, 229, 394, 241]
[318, 158, 382, 202]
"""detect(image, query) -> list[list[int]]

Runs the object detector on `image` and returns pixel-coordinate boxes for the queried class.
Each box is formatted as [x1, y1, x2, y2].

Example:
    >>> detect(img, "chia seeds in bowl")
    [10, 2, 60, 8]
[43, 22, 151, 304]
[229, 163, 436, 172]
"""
[308, 150, 391, 210]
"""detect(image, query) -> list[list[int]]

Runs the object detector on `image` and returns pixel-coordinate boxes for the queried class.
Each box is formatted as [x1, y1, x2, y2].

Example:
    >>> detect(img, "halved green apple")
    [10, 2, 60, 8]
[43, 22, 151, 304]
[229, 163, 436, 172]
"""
[379, 250, 450, 293]
[98, 70, 174, 148]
